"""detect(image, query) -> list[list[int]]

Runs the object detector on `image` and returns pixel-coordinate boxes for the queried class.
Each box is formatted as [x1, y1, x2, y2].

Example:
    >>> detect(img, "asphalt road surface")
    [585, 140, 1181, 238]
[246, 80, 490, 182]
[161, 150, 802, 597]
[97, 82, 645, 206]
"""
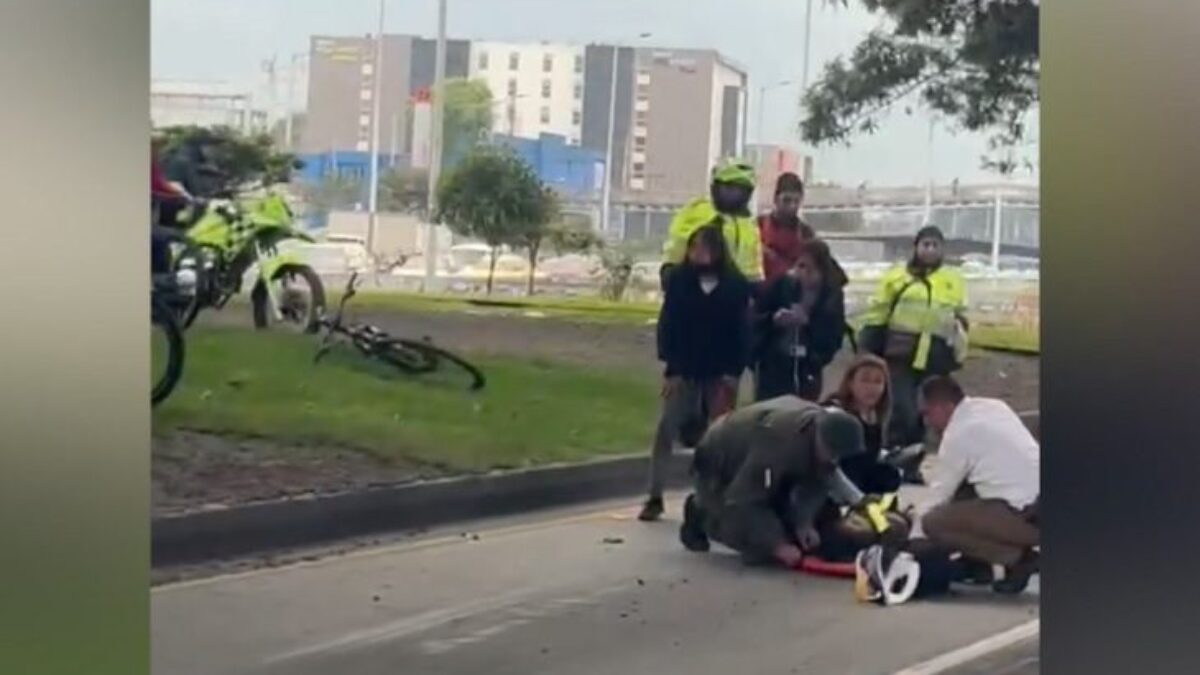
[152, 497, 1039, 675]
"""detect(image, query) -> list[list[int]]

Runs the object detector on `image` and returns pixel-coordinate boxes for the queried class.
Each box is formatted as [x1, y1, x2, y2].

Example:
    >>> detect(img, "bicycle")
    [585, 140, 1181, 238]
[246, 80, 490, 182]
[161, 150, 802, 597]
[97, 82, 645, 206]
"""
[151, 227, 188, 406]
[313, 272, 486, 391]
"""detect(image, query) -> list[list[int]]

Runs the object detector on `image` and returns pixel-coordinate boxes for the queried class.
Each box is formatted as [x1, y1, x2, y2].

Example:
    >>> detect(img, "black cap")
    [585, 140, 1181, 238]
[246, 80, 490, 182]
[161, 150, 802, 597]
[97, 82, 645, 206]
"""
[914, 225, 945, 245]
[816, 410, 867, 460]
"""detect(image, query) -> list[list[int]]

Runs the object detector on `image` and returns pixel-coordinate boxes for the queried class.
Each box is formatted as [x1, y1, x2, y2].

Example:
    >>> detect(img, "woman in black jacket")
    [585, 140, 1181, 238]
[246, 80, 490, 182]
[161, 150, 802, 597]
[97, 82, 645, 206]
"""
[753, 239, 846, 402]
[640, 225, 751, 522]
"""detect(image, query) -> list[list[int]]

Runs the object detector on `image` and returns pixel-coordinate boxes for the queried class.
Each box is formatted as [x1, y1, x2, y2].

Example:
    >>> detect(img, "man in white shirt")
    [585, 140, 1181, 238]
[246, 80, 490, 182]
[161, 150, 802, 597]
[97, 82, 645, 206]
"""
[911, 376, 1040, 595]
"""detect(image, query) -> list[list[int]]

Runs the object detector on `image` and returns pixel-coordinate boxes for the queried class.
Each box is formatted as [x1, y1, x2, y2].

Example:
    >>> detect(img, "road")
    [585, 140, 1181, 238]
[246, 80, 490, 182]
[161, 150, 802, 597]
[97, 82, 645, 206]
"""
[152, 496, 1039, 675]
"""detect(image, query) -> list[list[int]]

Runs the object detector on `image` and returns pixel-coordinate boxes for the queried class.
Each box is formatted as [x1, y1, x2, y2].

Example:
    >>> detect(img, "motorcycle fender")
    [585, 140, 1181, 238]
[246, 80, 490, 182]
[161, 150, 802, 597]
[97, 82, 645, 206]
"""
[259, 252, 303, 282]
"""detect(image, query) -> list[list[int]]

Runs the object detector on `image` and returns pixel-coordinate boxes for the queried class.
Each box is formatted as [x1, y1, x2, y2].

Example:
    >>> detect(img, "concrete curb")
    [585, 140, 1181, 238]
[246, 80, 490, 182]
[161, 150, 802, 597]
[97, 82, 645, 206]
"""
[152, 451, 694, 567]
[152, 410, 1040, 568]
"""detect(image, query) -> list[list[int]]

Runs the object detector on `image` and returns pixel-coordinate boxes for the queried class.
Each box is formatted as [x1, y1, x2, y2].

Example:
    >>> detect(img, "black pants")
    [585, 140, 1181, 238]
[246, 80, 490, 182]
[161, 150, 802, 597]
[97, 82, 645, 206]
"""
[886, 361, 928, 447]
[812, 461, 902, 562]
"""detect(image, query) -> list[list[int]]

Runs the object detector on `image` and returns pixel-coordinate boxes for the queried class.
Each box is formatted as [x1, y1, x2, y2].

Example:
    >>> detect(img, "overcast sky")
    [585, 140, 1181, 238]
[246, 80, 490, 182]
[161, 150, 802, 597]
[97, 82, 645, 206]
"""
[151, 0, 1039, 187]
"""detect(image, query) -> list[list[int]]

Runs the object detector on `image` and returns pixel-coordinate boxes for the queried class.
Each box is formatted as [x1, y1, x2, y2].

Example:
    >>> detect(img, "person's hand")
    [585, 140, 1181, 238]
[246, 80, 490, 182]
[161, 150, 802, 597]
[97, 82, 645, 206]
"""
[661, 376, 682, 399]
[773, 542, 805, 568]
[792, 306, 810, 326]
[773, 308, 799, 327]
[796, 527, 822, 554]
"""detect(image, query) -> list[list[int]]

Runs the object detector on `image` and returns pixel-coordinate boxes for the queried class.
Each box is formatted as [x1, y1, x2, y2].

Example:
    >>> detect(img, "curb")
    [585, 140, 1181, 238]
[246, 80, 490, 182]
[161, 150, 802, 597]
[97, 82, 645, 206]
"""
[153, 410, 1040, 568]
[152, 451, 693, 567]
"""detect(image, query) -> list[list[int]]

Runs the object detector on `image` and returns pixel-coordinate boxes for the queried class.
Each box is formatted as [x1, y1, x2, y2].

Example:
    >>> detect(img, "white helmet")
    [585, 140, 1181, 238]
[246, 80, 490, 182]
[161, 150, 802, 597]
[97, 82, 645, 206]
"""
[854, 544, 921, 606]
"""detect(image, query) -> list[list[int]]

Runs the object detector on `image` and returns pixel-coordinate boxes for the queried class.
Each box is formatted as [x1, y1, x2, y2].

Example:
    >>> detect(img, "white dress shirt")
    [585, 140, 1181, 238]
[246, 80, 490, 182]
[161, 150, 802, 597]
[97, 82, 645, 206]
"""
[913, 397, 1040, 537]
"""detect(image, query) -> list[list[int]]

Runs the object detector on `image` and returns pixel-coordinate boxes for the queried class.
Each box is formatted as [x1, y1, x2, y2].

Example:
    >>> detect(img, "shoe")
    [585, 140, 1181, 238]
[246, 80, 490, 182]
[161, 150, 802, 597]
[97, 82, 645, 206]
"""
[993, 549, 1039, 595]
[679, 494, 710, 552]
[638, 497, 665, 522]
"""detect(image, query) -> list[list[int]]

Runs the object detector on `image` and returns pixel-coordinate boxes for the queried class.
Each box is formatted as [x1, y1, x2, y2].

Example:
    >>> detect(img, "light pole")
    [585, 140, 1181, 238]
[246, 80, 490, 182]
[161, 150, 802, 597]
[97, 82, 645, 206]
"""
[757, 79, 793, 145]
[800, 0, 815, 96]
[283, 52, 307, 152]
[923, 116, 936, 224]
[366, 0, 386, 266]
[600, 32, 652, 239]
[423, 0, 448, 290]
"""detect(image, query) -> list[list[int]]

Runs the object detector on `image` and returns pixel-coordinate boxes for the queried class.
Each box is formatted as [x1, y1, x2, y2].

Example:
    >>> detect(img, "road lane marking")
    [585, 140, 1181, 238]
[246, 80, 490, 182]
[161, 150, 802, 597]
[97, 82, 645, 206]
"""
[893, 619, 1039, 675]
[155, 501, 652, 594]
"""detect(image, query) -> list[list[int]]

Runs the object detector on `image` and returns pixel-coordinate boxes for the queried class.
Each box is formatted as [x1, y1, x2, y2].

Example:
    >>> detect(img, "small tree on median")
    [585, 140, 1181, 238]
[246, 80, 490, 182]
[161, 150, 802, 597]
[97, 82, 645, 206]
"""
[510, 188, 563, 296]
[436, 146, 548, 295]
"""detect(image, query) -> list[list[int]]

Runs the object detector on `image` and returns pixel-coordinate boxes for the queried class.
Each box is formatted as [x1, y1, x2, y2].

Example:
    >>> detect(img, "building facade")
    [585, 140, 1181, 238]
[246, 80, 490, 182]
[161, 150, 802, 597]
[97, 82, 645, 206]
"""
[468, 41, 585, 143]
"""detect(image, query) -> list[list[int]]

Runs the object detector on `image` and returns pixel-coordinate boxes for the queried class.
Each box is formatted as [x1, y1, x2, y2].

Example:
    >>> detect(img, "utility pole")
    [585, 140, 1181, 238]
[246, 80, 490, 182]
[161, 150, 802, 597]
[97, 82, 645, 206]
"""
[366, 0, 386, 266]
[600, 46, 620, 237]
[284, 53, 303, 151]
[924, 116, 935, 225]
[423, 0, 448, 290]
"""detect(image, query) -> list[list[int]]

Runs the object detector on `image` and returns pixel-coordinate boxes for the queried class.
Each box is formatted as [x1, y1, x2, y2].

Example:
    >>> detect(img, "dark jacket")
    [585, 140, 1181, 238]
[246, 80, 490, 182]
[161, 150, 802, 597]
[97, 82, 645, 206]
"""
[693, 396, 865, 558]
[753, 275, 846, 391]
[657, 264, 751, 380]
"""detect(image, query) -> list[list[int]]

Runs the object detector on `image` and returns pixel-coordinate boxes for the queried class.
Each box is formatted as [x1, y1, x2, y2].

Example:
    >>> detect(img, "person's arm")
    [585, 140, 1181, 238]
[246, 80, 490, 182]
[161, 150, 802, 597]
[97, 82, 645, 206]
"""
[824, 466, 866, 507]
[656, 275, 685, 376]
[910, 431, 972, 538]
[722, 280, 753, 378]
[809, 289, 847, 367]
[860, 270, 901, 328]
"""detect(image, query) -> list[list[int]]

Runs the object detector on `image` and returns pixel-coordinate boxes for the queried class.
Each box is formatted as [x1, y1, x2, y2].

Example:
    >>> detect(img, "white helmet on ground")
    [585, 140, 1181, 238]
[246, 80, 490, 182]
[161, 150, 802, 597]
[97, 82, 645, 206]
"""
[854, 544, 922, 606]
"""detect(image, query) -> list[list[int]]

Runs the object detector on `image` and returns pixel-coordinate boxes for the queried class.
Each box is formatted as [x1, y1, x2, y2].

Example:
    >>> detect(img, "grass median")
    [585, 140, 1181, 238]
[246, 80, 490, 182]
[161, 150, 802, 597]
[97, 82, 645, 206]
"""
[153, 326, 660, 472]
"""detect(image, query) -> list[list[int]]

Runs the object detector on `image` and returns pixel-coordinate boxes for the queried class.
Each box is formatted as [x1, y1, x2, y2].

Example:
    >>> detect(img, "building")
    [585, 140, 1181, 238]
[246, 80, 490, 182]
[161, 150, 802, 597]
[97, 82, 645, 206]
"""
[301, 34, 470, 157]
[151, 80, 267, 132]
[469, 41, 585, 143]
[746, 143, 812, 209]
[302, 34, 748, 220]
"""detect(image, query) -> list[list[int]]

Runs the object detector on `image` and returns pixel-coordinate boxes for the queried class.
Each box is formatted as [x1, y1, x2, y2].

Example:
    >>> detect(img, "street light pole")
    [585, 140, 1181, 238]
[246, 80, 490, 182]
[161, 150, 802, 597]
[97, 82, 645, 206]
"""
[424, 0, 448, 290]
[600, 45, 620, 238]
[923, 116, 935, 224]
[366, 0, 386, 263]
[284, 53, 304, 152]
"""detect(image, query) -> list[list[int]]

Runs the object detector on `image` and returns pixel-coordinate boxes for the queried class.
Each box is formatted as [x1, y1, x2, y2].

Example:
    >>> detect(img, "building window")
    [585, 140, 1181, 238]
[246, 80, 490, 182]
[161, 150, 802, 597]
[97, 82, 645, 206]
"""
[572, 110, 582, 126]
[630, 177, 646, 190]
[632, 162, 646, 174]
[509, 52, 520, 70]
[359, 113, 371, 127]
[540, 107, 551, 124]
[636, 71, 651, 86]
[573, 82, 583, 100]
[543, 54, 554, 72]
[356, 140, 369, 152]
[541, 79, 552, 98]
[477, 51, 489, 70]
[362, 63, 375, 76]
[633, 135, 646, 148]
[360, 88, 372, 101]
[574, 54, 584, 73]
[507, 79, 518, 97]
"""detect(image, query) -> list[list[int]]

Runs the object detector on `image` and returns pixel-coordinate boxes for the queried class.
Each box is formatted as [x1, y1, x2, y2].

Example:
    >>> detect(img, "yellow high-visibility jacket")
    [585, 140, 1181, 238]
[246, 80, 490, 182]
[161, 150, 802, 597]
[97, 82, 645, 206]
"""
[862, 264, 969, 371]
[662, 198, 764, 282]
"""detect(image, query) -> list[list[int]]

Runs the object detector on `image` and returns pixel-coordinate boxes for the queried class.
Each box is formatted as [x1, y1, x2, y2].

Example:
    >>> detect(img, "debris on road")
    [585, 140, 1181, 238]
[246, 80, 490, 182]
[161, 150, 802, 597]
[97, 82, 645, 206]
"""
[602, 537, 625, 545]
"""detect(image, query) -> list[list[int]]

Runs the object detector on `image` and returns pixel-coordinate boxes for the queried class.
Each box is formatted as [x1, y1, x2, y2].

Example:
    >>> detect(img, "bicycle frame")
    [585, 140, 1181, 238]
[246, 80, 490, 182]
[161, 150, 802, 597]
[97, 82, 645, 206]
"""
[313, 272, 361, 363]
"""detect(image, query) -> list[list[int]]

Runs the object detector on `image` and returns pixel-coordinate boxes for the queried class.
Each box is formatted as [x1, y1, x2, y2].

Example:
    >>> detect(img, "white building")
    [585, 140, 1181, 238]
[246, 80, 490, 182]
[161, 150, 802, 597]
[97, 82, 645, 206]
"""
[151, 80, 267, 132]
[469, 41, 585, 144]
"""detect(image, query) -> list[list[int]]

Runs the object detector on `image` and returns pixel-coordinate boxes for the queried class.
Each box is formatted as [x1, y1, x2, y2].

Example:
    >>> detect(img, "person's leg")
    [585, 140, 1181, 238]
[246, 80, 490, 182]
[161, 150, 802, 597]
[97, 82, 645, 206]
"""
[886, 361, 922, 447]
[922, 499, 1039, 568]
[680, 469, 720, 552]
[642, 381, 700, 521]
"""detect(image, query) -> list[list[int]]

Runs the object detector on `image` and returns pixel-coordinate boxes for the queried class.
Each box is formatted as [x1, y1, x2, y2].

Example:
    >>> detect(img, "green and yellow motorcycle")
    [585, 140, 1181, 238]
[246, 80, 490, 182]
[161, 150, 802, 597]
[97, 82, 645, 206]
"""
[172, 190, 326, 333]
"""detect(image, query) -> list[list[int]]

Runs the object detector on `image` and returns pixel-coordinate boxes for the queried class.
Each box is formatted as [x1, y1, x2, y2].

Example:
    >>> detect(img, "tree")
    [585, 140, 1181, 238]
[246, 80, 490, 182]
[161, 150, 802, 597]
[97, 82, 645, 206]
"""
[436, 147, 548, 295]
[442, 79, 495, 170]
[380, 166, 429, 214]
[598, 245, 635, 302]
[154, 125, 301, 195]
[509, 188, 562, 296]
[800, 1, 1038, 173]
[547, 215, 604, 257]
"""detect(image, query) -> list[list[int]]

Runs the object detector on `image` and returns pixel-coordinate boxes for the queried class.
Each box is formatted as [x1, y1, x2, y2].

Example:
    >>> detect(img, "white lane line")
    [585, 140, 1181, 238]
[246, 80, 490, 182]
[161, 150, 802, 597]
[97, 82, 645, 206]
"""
[893, 619, 1039, 675]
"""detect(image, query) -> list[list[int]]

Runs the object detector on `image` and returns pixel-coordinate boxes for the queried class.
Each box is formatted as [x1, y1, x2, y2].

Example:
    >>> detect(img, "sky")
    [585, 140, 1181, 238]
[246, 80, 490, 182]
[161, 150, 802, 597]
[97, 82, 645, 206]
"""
[151, 0, 1039, 187]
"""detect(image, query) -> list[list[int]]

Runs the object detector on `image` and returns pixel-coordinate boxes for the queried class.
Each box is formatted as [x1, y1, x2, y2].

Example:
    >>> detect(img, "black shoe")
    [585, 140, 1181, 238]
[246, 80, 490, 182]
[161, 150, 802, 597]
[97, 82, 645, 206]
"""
[993, 549, 1039, 595]
[956, 558, 995, 586]
[679, 494, 710, 552]
[638, 497, 665, 522]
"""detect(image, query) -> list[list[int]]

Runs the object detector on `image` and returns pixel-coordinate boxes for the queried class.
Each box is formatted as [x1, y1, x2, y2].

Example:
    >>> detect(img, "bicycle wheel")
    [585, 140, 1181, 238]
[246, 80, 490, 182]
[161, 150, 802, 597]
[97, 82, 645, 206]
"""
[378, 338, 486, 391]
[152, 295, 185, 406]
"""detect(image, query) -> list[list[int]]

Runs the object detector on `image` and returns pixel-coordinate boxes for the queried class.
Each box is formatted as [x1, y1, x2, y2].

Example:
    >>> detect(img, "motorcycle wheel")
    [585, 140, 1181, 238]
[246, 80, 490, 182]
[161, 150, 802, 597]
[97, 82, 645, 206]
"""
[251, 263, 326, 334]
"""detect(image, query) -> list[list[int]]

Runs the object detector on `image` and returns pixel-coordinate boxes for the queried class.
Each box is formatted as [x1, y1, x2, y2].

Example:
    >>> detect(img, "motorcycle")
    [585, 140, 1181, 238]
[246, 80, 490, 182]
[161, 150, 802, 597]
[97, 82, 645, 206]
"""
[172, 189, 326, 333]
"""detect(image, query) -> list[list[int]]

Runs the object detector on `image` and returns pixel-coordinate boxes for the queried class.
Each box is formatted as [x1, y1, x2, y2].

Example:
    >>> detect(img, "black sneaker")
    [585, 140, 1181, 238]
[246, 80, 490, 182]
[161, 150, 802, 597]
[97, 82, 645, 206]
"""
[679, 494, 710, 552]
[638, 497, 665, 522]
[993, 549, 1039, 595]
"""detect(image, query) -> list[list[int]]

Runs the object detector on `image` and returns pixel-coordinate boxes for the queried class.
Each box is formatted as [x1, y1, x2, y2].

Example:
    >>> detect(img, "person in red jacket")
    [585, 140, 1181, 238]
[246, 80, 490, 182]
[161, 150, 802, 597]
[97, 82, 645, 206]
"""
[758, 172, 816, 285]
[151, 143, 191, 274]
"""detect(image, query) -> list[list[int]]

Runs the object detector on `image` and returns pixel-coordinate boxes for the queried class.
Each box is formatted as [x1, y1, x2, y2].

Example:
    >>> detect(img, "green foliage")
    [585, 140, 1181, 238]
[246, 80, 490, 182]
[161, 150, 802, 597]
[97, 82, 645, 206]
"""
[154, 125, 301, 194]
[436, 146, 550, 293]
[301, 174, 363, 215]
[801, 0, 1039, 172]
[380, 166, 430, 214]
[598, 246, 636, 302]
[547, 214, 604, 257]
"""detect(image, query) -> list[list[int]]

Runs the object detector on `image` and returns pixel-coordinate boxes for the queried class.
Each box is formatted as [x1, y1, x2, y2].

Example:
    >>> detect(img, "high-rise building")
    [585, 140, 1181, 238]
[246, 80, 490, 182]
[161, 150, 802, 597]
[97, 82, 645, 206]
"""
[302, 34, 747, 209]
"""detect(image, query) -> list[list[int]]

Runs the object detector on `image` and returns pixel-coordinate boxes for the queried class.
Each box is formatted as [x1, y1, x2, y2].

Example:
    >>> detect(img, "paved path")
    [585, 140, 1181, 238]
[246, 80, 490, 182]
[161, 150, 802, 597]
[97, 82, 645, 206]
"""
[152, 495, 1038, 675]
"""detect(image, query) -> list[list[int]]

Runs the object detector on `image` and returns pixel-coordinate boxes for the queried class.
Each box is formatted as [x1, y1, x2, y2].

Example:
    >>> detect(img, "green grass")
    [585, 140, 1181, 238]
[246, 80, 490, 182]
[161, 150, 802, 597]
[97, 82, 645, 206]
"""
[153, 326, 659, 471]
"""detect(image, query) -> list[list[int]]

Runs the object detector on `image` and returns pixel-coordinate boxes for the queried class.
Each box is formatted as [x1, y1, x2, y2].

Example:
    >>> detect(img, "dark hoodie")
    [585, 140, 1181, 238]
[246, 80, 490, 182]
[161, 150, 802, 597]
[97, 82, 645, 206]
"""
[656, 258, 751, 381]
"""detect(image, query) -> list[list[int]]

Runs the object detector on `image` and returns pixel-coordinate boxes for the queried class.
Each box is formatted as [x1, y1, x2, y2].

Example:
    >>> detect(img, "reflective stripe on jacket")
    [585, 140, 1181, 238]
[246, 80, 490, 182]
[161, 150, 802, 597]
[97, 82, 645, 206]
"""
[663, 198, 764, 281]
[862, 264, 968, 370]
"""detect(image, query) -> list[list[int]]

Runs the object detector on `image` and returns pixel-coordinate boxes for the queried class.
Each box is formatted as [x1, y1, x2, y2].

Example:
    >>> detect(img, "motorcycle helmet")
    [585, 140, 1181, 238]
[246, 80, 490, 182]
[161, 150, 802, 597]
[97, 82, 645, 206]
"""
[854, 544, 922, 606]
